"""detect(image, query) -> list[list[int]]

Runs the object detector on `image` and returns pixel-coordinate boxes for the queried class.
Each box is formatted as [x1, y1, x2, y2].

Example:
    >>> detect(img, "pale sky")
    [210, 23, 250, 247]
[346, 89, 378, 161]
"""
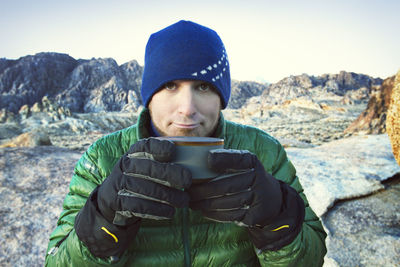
[1, 0, 399, 83]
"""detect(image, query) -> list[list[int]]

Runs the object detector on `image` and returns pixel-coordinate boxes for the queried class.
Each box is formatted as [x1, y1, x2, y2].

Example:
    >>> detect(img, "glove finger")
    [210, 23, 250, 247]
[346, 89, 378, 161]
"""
[208, 149, 256, 173]
[121, 176, 190, 208]
[201, 208, 247, 224]
[122, 157, 192, 189]
[117, 196, 177, 220]
[187, 170, 254, 201]
[190, 189, 253, 211]
[127, 137, 176, 162]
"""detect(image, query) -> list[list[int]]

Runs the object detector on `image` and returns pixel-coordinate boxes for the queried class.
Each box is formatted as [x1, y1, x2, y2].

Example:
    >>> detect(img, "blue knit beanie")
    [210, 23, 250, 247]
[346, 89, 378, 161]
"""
[141, 20, 231, 109]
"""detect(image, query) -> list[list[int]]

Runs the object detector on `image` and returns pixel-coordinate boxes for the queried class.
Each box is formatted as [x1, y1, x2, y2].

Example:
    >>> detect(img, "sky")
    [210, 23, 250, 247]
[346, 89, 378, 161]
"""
[1, 0, 399, 83]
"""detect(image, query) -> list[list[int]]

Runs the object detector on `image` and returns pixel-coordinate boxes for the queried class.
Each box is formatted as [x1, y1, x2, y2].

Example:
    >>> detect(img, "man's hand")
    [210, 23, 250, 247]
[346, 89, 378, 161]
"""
[188, 149, 304, 251]
[97, 138, 192, 224]
[75, 138, 192, 258]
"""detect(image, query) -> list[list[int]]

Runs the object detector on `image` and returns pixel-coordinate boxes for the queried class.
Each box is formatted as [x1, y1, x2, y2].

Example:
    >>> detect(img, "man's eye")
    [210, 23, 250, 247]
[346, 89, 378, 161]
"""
[164, 82, 176, 90]
[198, 83, 210, 91]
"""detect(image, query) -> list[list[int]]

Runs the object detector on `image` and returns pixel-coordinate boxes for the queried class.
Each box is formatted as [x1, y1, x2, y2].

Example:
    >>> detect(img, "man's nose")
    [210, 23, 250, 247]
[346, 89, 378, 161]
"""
[177, 87, 197, 116]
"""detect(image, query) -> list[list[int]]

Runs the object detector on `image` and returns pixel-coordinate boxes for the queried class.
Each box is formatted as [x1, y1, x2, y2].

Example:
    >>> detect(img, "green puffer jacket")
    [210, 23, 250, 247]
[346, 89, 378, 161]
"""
[45, 109, 327, 266]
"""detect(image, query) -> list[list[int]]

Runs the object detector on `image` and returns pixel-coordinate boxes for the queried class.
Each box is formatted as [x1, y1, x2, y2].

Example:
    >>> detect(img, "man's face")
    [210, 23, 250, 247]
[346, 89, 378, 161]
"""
[149, 80, 221, 137]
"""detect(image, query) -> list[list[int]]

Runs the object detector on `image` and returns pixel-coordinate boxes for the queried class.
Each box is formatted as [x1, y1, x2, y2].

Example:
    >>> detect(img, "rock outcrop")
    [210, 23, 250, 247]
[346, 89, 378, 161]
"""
[286, 134, 400, 267]
[286, 134, 400, 217]
[345, 75, 395, 134]
[1, 134, 399, 266]
[386, 70, 400, 165]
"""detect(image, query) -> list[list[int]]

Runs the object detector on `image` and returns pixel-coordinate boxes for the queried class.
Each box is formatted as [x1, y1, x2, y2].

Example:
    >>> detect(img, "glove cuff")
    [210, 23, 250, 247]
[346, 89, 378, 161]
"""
[248, 181, 305, 251]
[75, 187, 141, 258]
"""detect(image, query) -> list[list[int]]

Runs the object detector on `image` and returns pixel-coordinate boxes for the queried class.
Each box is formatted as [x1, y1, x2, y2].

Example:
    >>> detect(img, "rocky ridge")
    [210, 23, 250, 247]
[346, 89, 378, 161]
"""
[1, 53, 383, 115]
[0, 53, 143, 113]
[263, 71, 382, 105]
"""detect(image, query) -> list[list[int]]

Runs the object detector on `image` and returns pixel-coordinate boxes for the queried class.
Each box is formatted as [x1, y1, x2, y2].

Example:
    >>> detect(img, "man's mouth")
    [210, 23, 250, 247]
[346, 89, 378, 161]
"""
[172, 123, 200, 129]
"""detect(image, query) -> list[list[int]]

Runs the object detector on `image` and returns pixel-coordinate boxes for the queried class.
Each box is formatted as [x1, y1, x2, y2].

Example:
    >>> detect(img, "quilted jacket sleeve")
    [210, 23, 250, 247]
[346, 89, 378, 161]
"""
[45, 140, 128, 266]
[256, 140, 327, 267]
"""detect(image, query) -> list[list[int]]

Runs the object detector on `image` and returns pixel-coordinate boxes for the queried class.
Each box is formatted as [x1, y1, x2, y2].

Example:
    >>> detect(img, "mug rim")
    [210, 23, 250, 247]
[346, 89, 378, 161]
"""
[155, 136, 224, 146]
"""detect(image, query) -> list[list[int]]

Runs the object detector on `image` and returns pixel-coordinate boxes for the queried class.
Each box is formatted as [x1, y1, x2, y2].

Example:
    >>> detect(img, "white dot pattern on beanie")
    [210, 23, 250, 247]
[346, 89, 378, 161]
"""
[191, 49, 229, 83]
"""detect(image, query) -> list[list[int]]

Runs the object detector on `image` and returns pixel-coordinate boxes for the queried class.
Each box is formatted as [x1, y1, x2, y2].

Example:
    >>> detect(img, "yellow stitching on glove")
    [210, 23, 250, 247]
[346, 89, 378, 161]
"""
[101, 227, 119, 243]
[271, 225, 289, 231]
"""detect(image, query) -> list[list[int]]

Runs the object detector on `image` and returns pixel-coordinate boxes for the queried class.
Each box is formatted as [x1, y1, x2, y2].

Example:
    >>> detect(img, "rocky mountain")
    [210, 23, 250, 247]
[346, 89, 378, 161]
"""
[1, 53, 385, 116]
[260, 71, 382, 106]
[345, 75, 395, 134]
[0, 53, 77, 113]
[0, 53, 143, 113]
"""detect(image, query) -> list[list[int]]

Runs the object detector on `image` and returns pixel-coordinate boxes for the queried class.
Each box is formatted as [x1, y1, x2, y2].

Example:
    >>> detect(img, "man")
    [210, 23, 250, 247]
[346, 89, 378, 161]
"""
[46, 20, 326, 266]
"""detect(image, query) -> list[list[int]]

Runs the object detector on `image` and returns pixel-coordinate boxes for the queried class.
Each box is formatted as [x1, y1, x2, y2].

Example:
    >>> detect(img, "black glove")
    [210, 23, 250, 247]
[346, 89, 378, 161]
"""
[75, 138, 192, 258]
[188, 149, 304, 251]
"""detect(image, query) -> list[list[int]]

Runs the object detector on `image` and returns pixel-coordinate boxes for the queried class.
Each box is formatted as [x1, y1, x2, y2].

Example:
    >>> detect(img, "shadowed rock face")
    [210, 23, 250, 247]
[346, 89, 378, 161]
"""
[345, 75, 395, 134]
[0, 53, 143, 113]
[227, 80, 267, 109]
[0, 53, 78, 113]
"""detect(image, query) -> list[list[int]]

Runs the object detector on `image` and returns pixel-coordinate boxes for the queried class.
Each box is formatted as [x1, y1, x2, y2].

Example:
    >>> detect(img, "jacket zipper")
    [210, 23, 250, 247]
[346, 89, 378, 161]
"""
[182, 207, 191, 267]
[47, 229, 72, 256]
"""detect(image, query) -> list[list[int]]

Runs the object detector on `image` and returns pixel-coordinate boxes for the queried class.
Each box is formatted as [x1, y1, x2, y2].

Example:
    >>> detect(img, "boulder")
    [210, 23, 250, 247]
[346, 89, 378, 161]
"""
[0, 131, 52, 148]
[386, 70, 400, 165]
[286, 134, 400, 217]
[322, 178, 400, 266]
[0, 146, 81, 266]
[286, 134, 400, 266]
